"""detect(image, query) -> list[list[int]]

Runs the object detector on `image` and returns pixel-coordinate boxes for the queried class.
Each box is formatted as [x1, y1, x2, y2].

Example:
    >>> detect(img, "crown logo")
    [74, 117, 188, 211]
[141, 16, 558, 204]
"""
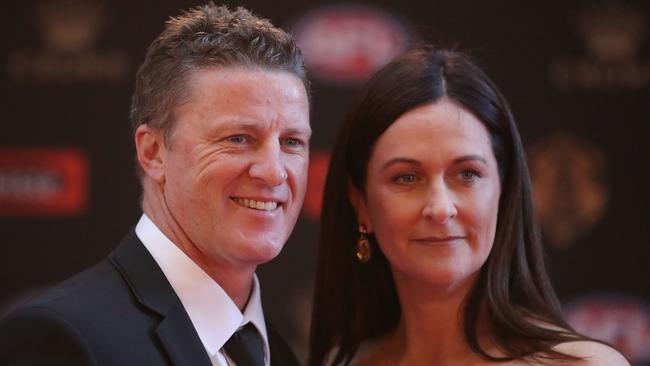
[548, 2, 649, 91]
[6, 0, 129, 83]
[35, 0, 106, 53]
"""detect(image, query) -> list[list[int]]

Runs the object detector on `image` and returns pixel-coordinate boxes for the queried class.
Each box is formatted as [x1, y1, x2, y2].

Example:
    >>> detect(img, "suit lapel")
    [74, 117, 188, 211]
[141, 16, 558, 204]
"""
[156, 302, 213, 366]
[110, 231, 212, 366]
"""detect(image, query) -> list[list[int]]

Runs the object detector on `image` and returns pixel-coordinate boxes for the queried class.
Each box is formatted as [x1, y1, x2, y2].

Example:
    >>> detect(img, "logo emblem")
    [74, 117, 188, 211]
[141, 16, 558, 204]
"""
[0, 147, 88, 216]
[548, 2, 650, 91]
[528, 133, 607, 249]
[6, 0, 130, 83]
[291, 4, 411, 85]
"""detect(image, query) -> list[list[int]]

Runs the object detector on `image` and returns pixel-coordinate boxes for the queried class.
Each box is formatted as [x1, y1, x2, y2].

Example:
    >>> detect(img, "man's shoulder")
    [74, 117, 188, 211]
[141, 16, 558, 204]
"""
[19, 230, 147, 317]
[23, 258, 121, 311]
[0, 258, 127, 365]
[3, 254, 141, 335]
[0, 235, 175, 365]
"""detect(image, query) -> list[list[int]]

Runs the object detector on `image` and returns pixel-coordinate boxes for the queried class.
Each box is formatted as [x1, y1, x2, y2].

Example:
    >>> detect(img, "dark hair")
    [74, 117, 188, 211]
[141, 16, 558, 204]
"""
[129, 2, 308, 139]
[309, 46, 588, 365]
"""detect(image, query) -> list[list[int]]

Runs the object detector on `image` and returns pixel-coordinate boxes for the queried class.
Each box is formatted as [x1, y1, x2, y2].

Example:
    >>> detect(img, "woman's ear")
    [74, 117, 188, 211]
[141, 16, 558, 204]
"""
[347, 179, 373, 233]
[135, 124, 166, 183]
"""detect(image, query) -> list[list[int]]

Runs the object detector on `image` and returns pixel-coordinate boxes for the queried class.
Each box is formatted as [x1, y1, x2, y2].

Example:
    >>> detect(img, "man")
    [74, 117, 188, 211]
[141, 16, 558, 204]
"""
[0, 4, 309, 365]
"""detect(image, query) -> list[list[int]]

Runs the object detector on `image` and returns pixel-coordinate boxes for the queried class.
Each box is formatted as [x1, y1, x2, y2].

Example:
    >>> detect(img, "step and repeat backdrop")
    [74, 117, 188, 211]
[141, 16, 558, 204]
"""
[1, 0, 649, 363]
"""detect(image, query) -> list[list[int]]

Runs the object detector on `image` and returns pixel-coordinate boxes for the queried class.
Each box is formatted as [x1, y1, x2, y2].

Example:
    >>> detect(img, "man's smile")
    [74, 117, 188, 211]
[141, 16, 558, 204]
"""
[232, 197, 281, 211]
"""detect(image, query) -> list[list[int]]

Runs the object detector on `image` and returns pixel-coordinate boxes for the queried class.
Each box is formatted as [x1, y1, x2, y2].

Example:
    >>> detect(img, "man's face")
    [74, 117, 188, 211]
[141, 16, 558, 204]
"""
[160, 67, 310, 268]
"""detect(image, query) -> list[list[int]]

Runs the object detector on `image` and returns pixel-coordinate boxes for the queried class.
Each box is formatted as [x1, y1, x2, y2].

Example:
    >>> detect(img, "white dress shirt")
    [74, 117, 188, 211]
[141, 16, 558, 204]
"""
[136, 214, 270, 366]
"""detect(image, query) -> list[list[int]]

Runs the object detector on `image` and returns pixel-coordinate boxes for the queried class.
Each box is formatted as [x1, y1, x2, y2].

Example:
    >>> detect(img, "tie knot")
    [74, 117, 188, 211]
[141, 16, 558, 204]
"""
[223, 323, 265, 366]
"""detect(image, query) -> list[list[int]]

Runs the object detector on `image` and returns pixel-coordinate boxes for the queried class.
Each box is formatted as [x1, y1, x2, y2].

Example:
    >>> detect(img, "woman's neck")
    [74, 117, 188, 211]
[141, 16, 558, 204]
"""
[382, 272, 493, 366]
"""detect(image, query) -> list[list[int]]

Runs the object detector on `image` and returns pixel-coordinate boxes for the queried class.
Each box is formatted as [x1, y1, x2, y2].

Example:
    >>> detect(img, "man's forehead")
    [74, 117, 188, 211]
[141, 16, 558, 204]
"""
[170, 66, 310, 134]
[178, 66, 307, 112]
[186, 65, 306, 92]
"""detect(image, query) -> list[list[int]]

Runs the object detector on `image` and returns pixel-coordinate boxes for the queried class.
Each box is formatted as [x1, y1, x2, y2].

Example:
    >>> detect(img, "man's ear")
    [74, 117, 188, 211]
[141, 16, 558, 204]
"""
[135, 124, 166, 183]
[347, 179, 373, 233]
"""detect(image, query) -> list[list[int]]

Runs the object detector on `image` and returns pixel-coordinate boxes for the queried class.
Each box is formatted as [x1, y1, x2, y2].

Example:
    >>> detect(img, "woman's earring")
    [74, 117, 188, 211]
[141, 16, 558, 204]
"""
[356, 225, 372, 263]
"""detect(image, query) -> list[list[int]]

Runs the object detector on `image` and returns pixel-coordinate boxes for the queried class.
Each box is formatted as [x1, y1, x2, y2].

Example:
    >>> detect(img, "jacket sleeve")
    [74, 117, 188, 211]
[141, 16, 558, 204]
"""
[0, 306, 97, 366]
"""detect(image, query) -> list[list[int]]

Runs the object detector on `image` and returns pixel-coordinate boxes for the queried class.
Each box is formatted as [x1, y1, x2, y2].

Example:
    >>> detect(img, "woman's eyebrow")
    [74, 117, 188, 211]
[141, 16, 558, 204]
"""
[453, 155, 488, 165]
[381, 157, 421, 170]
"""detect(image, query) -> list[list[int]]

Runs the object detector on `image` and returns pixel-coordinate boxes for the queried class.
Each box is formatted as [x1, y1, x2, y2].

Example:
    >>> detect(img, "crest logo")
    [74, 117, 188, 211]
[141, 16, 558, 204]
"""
[528, 133, 607, 249]
[6, 0, 130, 83]
[291, 4, 410, 85]
[548, 2, 650, 91]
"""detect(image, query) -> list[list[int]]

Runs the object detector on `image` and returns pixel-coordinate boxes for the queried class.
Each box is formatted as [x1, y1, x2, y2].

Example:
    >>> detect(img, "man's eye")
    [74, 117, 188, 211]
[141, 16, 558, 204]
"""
[282, 138, 303, 148]
[395, 173, 417, 184]
[226, 135, 248, 144]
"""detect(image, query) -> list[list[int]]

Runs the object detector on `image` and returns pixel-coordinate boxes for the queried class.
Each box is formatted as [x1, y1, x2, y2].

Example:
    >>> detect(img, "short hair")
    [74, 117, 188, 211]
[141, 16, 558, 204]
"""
[309, 46, 589, 366]
[129, 3, 308, 138]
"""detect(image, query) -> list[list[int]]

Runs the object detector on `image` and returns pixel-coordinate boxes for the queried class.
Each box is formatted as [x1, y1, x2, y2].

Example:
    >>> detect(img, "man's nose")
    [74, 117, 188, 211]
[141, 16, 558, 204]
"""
[248, 141, 287, 187]
[421, 180, 457, 224]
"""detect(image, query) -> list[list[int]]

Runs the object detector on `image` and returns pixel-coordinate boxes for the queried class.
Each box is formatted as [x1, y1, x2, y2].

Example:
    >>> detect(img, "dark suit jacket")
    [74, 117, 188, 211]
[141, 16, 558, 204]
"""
[0, 231, 300, 366]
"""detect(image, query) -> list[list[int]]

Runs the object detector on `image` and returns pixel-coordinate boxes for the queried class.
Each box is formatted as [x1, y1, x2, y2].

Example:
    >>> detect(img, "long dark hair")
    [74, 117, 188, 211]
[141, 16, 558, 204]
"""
[309, 46, 588, 365]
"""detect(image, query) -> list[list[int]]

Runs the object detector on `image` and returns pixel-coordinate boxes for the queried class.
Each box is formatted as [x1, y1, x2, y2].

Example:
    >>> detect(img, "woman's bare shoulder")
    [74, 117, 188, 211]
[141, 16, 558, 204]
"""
[552, 340, 630, 366]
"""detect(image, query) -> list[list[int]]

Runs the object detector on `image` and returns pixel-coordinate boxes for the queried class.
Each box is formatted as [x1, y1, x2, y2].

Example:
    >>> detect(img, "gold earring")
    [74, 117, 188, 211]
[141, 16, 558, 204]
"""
[356, 225, 372, 263]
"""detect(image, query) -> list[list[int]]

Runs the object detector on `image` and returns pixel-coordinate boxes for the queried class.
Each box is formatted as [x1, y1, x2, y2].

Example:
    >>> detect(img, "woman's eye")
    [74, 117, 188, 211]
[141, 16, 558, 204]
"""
[395, 173, 418, 184]
[459, 170, 481, 181]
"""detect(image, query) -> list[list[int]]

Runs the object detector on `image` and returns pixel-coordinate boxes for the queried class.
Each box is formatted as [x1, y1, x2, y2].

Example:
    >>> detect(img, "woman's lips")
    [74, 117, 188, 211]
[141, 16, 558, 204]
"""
[411, 236, 466, 244]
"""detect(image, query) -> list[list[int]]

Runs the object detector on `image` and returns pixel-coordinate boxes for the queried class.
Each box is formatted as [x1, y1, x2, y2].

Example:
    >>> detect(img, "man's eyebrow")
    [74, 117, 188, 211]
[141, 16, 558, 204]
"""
[381, 158, 421, 170]
[215, 122, 310, 134]
[224, 122, 262, 131]
[284, 127, 312, 138]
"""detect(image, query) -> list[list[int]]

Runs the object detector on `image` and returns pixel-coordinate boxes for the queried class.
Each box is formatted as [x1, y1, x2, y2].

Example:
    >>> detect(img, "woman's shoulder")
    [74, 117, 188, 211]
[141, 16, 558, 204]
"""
[517, 318, 630, 365]
[551, 340, 630, 366]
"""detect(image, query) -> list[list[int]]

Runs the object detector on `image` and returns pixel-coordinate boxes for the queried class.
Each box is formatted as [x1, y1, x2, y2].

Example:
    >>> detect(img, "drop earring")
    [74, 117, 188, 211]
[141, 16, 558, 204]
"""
[356, 225, 372, 263]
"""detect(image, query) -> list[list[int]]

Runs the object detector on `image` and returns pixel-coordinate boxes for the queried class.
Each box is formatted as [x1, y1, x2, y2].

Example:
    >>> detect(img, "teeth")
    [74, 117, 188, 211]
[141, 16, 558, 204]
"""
[234, 198, 278, 211]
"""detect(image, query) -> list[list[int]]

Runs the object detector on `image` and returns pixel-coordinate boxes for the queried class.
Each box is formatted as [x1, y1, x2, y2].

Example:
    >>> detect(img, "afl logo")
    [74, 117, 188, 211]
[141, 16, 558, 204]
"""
[565, 294, 650, 363]
[291, 4, 411, 85]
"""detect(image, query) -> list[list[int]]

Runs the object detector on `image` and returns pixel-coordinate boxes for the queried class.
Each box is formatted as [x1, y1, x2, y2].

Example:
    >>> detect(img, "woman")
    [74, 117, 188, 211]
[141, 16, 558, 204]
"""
[309, 46, 628, 365]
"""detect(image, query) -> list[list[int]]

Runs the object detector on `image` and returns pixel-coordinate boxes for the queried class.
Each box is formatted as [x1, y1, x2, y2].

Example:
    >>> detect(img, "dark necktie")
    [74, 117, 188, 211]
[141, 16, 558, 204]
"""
[223, 323, 265, 366]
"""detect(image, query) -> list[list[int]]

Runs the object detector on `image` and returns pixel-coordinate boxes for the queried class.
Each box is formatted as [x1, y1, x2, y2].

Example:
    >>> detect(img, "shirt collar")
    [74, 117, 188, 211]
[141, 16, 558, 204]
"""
[135, 214, 270, 363]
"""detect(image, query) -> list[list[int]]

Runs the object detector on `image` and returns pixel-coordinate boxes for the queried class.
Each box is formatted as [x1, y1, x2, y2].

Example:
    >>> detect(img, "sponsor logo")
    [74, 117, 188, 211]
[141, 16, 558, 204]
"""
[0, 147, 88, 216]
[302, 151, 330, 220]
[548, 2, 650, 91]
[528, 133, 607, 249]
[291, 4, 410, 85]
[565, 294, 650, 363]
[6, 0, 130, 83]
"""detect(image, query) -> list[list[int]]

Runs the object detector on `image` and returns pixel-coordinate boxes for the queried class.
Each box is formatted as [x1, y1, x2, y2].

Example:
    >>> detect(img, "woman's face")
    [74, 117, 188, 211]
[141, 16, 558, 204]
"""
[352, 98, 501, 293]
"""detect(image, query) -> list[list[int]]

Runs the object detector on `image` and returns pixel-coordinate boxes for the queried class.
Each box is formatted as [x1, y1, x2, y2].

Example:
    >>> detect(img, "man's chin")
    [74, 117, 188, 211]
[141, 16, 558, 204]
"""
[233, 239, 286, 266]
